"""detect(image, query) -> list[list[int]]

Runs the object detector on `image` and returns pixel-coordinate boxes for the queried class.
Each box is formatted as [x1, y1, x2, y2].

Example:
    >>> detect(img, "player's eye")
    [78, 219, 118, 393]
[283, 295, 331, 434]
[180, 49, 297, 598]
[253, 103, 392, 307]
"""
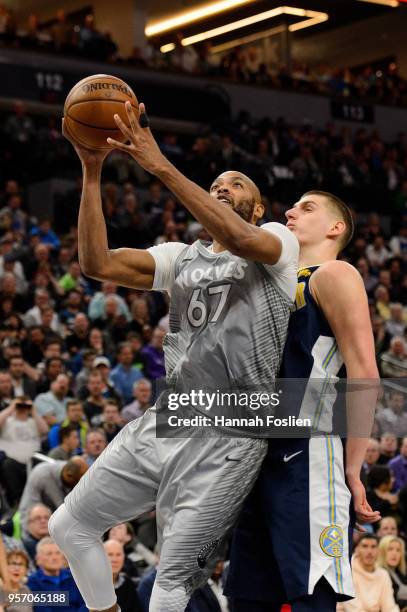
[210, 185, 218, 191]
[234, 182, 243, 188]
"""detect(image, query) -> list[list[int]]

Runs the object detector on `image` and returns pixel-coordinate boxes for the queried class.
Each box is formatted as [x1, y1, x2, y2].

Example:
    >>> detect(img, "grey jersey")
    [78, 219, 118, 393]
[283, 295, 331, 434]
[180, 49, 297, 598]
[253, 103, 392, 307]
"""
[163, 241, 292, 396]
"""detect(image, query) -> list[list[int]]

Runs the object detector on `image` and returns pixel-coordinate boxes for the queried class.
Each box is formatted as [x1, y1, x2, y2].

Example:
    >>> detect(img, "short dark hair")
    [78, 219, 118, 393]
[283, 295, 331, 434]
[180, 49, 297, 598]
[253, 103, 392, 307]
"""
[367, 465, 392, 490]
[66, 399, 82, 411]
[355, 533, 379, 548]
[59, 423, 78, 444]
[301, 190, 354, 250]
[45, 356, 63, 369]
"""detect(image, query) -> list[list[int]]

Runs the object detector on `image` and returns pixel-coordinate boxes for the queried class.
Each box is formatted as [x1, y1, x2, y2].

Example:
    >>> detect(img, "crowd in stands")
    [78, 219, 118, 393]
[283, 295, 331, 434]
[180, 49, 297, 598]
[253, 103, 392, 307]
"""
[0, 94, 406, 609]
[1, 6, 407, 106]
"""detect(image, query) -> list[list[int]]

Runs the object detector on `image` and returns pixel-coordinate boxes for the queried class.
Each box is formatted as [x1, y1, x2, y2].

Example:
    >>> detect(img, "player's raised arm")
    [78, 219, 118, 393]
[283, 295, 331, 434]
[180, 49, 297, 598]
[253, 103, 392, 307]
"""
[311, 259, 381, 524]
[62, 119, 155, 289]
[108, 102, 288, 266]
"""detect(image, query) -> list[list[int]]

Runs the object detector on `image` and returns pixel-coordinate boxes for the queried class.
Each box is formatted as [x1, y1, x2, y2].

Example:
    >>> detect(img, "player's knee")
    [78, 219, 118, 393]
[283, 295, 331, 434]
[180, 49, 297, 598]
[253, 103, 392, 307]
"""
[48, 503, 74, 546]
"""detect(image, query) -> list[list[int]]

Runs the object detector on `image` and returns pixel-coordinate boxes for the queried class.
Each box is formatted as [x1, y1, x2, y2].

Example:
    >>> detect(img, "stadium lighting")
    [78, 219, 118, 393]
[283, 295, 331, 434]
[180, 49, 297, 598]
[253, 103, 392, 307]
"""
[211, 25, 286, 54]
[146, 0, 257, 37]
[158, 7, 329, 52]
[357, 0, 399, 6]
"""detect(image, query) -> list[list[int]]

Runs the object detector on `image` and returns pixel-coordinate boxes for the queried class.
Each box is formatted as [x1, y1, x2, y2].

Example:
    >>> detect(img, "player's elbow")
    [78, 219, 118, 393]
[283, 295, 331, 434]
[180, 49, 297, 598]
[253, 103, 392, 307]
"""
[79, 255, 109, 281]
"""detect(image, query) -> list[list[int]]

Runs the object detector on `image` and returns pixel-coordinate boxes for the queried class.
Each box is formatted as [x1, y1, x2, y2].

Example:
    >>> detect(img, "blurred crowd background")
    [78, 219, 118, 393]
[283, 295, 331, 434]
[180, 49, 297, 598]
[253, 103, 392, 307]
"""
[0, 7, 407, 107]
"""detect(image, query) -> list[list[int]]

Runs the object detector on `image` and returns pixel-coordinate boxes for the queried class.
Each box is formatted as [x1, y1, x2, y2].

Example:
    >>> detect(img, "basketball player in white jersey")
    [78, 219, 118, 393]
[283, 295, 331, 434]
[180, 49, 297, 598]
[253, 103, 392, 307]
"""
[48, 102, 299, 612]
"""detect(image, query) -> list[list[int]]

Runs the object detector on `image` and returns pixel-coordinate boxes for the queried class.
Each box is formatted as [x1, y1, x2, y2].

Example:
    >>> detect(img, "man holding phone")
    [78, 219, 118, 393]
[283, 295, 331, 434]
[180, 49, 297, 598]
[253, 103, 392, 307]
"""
[0, 397, 48, 506]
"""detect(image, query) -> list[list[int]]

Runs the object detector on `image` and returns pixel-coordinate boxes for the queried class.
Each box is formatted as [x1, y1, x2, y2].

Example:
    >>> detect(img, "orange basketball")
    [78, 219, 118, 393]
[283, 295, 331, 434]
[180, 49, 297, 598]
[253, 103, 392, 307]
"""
[64, 74, 138, 150]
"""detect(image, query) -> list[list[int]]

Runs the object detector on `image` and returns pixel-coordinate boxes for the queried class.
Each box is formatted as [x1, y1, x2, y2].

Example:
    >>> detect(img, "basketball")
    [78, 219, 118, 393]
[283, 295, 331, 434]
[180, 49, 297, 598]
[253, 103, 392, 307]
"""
[63, 74, 138, 150]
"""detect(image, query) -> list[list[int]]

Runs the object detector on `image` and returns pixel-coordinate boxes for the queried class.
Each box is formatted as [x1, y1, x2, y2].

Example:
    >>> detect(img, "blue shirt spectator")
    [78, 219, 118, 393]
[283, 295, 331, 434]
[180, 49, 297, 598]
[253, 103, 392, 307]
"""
[27, 537, 87, 612]
[111, 342, 143, 404]
[388, 437, 407, 491]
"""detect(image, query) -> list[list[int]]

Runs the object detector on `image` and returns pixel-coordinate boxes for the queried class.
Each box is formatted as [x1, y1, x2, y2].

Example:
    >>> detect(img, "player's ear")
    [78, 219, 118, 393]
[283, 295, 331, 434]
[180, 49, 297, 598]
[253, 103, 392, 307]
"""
[255, 201, 265, 220]
[328, 219, 345, 239]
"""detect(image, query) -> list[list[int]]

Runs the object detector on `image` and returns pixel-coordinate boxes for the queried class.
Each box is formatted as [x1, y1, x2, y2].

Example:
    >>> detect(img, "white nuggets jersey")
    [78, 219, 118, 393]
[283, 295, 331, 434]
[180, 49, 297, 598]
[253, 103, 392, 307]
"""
[148, 223, 299, 410]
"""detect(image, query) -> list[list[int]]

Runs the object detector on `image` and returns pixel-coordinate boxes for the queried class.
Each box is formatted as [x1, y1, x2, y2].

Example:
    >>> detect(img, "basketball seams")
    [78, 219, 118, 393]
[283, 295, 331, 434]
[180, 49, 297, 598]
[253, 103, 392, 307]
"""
[65, 113, 129, 131]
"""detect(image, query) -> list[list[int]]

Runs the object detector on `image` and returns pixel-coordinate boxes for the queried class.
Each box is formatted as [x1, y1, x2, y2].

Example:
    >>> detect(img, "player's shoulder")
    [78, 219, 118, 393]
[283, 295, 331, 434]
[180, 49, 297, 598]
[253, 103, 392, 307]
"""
[260, 222, 299, 257]
[312, 260, 361, 283]
[311, 260, 365, 299]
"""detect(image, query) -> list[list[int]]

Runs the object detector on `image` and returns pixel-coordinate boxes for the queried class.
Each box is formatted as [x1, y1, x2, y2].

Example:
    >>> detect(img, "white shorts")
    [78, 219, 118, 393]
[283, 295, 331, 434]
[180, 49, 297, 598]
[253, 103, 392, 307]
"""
[65, 407, 267, 594]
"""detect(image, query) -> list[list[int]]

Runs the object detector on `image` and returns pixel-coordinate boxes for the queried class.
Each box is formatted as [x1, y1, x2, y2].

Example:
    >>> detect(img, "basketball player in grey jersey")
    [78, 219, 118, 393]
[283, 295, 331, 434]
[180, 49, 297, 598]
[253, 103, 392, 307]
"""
[49, 102, 299, 612]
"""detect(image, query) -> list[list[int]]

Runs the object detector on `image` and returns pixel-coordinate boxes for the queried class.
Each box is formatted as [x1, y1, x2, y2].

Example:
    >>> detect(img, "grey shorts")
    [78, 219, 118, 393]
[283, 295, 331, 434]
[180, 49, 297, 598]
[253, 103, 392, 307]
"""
[65, 407, 267, 594]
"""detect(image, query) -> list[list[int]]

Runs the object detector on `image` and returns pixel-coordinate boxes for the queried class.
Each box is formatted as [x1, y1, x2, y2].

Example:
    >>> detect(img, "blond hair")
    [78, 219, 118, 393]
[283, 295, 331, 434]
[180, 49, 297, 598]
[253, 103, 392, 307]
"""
[378, 535, 406, 575]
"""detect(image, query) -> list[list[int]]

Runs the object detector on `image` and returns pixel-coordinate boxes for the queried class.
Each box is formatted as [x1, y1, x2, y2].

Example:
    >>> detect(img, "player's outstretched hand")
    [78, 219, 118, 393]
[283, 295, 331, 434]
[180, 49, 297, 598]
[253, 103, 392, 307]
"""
[108, 101, 166, 175]
[62, 118, 109, 168]
[348, 475, 381, 526]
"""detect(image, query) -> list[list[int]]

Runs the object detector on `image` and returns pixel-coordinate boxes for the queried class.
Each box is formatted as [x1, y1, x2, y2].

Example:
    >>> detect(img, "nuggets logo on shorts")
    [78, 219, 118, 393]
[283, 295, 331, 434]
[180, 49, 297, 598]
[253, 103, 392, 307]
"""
[319, 525, 343, 558]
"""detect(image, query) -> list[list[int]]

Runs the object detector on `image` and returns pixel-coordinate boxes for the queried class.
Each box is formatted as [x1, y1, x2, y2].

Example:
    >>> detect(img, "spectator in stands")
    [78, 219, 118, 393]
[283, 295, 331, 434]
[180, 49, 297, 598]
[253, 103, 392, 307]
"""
[96, 401, 122, 442]
[28, 537, 87, 612]
[356, 257, 378, 295]
[0, 370, 14, 410]
[35, 357, 64, 395]
[140, 327, 166, 383]
[8, 356, 36, 399]
[372, 315, 392, 356]
[339, 534, 398, 612]
[121, 379, 152, 424]
[378, 535, 407, 610]
[93, 295, 130, 345]
[18, 457, 88, 533]
[0, 397, 48, 506]
[74, 349, 96, 392]
[4, 549, 32, 612]
[59, 289, 83, 325]
[4, 101, 35, 146]
[34, 374, 71, 426]
[378, 432, 398, 465]
[88, 281, 130, 322]
[83, 371, 105, 424]
[107, 522, 157, 579]
[58, 261, 89, 295]
[111, 342, 142, 404]
[32, 220, 60, 251]
[374, 285, 391, 321]
[367, 465, 399, 519]
[47, 400, 88, 452]
[48, 424, 80, 460]
[93, 356, 121, 403]
[376, 391, 407, 437]
[50, 9, 72, 53]
[388, 436, 407, 491]
[366, 235, 391, 270]
[82, 429, 107, 466]
[103, 539, 143, 612]
[380, 336, 407, 377]
[363, 438, 380, 476]
[22, 504, 51, 564]
[386, 303, 406, 338]
[65, 313, 89, 356]
[22, 327, 45, 368]
[377, 516, 398, 538]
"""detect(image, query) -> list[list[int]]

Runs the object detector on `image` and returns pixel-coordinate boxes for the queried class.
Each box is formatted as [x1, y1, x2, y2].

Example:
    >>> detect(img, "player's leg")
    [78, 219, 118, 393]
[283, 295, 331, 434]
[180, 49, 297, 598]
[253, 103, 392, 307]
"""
[49, 410, 160, 612]
[151, 436, 268, 610]
[265, 436, 353, 608]
[225, 469, 287, 608]
[291, 577, 338, 611]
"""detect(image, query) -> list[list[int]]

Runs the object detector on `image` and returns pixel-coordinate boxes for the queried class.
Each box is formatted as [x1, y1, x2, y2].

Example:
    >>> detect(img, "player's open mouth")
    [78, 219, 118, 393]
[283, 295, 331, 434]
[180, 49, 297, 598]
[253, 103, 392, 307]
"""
[218, 196, 232, 204]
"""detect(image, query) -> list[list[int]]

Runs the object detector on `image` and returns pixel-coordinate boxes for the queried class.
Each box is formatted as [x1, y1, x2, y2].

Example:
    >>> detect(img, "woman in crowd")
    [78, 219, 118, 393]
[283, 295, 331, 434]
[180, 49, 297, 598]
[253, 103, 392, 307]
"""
[378, 535, 407, 611]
